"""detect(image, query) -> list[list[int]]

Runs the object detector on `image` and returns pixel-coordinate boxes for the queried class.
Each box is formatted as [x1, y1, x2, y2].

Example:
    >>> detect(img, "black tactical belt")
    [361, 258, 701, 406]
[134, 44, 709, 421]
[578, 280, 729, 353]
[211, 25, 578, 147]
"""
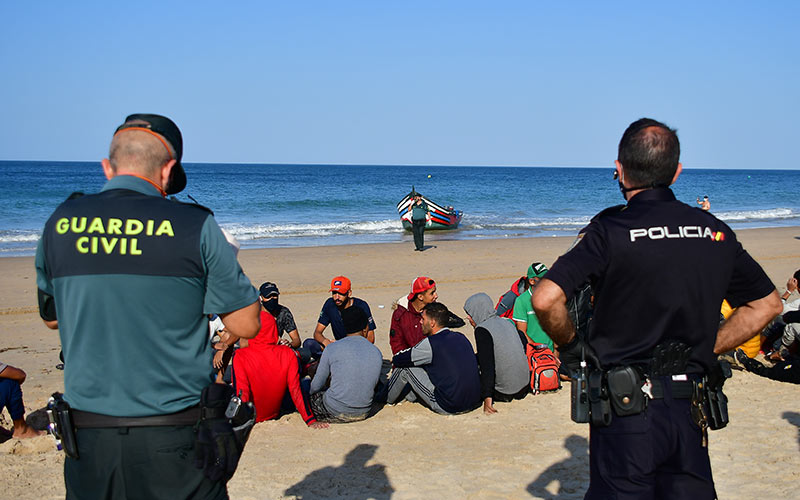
[72, 406, 207, 428]
[648, 378, 695, 399]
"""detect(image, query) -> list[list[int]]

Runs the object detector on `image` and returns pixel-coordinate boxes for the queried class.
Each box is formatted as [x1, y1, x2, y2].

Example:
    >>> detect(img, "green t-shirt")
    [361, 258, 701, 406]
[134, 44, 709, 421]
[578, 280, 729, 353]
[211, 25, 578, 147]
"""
[512, 288, 553, 349]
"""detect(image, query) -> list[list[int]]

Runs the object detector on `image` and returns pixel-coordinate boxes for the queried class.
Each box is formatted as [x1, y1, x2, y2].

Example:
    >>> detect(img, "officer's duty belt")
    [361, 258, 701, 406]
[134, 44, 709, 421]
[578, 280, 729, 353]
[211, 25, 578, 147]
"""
[72, 406, 210, 428]
[647, 377, 694, 399]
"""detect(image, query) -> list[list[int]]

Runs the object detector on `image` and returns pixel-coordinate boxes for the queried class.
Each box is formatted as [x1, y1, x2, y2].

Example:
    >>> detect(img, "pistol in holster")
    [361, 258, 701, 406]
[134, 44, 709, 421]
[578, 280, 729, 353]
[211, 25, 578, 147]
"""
[46, 392, 79, 459]
[224, 390, 257, 449]
[587, 370, 613, 426]
[702, 359, 732, 430]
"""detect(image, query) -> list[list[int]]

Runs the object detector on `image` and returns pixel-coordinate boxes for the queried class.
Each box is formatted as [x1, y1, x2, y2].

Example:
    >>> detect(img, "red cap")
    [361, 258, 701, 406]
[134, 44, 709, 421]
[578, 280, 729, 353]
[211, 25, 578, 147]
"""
[407, 276, 435, 301]
[329, 276, 351, 294]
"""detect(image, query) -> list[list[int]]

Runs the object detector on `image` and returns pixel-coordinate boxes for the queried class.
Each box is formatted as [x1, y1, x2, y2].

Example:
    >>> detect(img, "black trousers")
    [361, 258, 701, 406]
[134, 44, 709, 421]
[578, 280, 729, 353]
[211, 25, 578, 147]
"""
[411, 219, 425, 250]
[586, 385, 715, 500]
[745, 355, 800, 384]
[65, 425, 227, 500]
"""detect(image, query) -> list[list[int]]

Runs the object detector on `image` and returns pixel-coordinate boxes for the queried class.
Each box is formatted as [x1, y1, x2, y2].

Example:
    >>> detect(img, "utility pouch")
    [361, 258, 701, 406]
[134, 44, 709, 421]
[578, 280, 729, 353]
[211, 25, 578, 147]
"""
[650, 340, 692, 376]
[588, 370, 612, 427]
[46, 392, 79, 459]
[607, 366, 647, 416]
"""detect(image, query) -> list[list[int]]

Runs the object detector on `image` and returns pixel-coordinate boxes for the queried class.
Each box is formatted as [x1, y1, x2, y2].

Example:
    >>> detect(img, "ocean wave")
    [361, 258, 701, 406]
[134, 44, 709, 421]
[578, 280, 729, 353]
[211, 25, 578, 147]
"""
[715, 208, 797, 222]
[462, 215, 591, 231]
[223, 219, 404, 240]
[0, 230, 40, 244]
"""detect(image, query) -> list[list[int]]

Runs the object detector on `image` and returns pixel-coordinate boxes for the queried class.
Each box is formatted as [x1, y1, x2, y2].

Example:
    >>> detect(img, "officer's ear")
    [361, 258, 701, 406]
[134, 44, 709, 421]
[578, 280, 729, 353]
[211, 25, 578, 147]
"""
[670, 163, 683, 186]
[160, 159, 177, 191]
[101, 158, 115, 180]
[614, 160, 624, 184]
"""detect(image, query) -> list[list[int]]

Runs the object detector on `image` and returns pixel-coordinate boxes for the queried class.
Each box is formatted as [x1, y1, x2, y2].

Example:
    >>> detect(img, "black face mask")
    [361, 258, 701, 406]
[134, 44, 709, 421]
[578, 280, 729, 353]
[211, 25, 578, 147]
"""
[262, 299, 280, 314]
[614, 169, 662, 200]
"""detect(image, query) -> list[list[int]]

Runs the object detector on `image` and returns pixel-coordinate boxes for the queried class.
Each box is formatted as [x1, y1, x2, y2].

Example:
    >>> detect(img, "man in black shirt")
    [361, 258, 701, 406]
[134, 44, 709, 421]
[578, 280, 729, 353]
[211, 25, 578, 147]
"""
[533, 118, 781, 499]
[259, 281, 311, 366]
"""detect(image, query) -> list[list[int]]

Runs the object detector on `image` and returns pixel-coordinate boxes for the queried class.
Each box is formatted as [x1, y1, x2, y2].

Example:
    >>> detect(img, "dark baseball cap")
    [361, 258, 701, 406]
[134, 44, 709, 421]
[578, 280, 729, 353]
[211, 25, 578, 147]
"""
[259, 282, 280, 298]
[114, 113, 186, 194]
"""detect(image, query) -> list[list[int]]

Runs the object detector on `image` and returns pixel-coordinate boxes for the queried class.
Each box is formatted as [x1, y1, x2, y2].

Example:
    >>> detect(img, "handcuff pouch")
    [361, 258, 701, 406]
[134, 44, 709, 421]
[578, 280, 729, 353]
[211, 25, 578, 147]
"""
[607, 366, 647, 416]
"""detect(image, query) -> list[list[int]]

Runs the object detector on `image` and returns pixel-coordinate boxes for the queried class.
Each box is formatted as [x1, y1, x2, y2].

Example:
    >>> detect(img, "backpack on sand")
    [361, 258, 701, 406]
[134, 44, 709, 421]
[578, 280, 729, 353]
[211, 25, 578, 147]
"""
[527, 343, 561, 394]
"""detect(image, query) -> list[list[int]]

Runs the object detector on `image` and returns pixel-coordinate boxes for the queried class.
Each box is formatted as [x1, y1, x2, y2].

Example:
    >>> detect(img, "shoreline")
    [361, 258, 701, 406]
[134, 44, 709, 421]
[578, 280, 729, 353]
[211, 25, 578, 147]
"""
[3, 222, 800, 259]
[1, 226, 799, 498]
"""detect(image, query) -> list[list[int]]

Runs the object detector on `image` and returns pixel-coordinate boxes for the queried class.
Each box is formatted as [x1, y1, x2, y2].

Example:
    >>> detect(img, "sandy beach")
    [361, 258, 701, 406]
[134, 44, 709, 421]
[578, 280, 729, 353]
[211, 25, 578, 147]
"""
[2, 227, 799, 499]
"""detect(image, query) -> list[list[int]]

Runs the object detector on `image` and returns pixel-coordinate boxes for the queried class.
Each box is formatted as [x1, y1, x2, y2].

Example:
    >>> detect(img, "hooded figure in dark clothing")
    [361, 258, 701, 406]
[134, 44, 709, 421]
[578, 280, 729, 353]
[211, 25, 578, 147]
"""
[464, 293, 531, 414]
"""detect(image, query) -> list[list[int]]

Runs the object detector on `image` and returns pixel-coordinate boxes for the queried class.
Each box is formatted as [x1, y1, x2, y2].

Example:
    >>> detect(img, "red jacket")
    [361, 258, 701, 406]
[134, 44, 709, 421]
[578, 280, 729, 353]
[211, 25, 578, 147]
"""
[389, 303, 425, 354]
[232, 311, 317, 425]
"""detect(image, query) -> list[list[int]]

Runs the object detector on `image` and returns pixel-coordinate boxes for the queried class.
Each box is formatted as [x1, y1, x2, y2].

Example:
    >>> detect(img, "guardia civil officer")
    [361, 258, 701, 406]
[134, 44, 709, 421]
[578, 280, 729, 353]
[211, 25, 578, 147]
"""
[36, 114, 261, 499]
[532, 118, 781, 499]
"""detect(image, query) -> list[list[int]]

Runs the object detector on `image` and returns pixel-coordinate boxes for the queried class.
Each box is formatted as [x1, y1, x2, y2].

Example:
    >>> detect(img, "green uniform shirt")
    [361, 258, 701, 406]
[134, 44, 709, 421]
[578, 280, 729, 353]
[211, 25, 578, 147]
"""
[411, 201, 428, 221]
[512, 288, 553, 349]
[36, 175, 258, 417]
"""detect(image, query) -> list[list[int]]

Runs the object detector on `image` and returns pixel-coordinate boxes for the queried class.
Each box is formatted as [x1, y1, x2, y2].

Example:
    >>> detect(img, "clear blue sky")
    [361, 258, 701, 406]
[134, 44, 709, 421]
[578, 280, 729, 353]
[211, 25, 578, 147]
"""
[1, 2, 797, 169]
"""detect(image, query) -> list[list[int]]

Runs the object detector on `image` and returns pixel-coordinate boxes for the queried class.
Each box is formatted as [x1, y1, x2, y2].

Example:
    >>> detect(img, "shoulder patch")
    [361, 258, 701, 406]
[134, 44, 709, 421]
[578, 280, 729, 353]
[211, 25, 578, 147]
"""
[566, 232, 585, 252]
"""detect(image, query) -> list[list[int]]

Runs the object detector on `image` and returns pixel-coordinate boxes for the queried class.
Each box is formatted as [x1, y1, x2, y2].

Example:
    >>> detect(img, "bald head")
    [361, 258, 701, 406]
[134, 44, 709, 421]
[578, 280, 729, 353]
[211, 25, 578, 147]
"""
[108, 128, 173, 178]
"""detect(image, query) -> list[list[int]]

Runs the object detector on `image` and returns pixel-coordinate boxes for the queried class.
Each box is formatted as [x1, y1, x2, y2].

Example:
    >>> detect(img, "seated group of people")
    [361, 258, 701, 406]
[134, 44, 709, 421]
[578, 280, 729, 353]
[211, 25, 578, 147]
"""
[733, 269, 800, 384]
[214, 266, 558, 428]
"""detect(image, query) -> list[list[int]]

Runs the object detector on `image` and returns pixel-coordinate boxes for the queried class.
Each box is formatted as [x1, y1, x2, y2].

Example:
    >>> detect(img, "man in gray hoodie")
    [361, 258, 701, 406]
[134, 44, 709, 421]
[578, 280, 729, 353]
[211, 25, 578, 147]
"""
[464, 293, 530, 414]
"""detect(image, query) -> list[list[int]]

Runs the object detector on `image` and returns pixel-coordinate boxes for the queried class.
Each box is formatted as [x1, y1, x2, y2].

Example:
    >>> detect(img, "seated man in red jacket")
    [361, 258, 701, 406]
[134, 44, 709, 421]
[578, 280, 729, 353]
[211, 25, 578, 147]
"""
[390, 277, 438, 355]
[232, 311, 328, 429]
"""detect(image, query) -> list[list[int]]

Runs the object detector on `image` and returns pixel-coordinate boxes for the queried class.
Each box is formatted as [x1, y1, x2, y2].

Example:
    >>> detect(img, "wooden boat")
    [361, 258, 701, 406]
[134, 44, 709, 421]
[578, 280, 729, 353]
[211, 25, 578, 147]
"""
[397, 188, 463, 230]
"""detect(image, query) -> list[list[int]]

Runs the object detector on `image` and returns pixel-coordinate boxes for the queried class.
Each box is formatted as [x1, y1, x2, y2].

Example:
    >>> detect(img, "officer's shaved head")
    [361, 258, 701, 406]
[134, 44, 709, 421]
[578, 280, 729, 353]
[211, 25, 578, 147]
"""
[108, 128, 173, 178]
[618, 118, 680, 188]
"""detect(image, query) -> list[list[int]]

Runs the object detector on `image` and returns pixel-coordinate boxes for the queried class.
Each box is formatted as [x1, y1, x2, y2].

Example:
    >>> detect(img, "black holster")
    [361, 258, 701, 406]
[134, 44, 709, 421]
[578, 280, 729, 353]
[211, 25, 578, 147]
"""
[228, 397, 256, 449]
[703, 360, 732, 430]
[46, 392, 79, 459]
[588, 370, 612, 427]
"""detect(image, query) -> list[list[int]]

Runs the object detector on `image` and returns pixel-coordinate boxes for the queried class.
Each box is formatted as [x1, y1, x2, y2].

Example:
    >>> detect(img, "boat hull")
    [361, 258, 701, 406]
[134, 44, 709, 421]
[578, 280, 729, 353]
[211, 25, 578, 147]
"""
[397, 192, 463, 231]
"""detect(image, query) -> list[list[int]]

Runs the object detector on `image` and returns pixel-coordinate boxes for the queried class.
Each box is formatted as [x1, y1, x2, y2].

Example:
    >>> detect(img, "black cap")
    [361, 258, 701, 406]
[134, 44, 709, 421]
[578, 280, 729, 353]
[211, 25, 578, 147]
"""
[114, 113, 186, 194]
[259, 282, 279, 298]
[446, 311, 466, 329]
[341, 306, 368, 335]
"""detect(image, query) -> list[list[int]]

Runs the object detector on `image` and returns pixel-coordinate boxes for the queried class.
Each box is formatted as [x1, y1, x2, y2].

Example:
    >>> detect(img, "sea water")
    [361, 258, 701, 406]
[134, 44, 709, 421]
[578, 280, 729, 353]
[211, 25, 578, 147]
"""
[1, 160, 798, 256]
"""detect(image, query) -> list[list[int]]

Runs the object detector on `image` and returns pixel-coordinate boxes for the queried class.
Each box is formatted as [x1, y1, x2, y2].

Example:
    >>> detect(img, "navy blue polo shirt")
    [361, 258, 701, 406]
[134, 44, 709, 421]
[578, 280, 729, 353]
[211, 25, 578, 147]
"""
[318, 297, 376, 340]
[545, 188, 774, 374]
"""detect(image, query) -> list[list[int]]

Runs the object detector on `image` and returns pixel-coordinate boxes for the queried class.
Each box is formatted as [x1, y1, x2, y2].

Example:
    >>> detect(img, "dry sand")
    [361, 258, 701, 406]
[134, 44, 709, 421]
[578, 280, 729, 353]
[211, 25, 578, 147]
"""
[1, 227, 799, 499]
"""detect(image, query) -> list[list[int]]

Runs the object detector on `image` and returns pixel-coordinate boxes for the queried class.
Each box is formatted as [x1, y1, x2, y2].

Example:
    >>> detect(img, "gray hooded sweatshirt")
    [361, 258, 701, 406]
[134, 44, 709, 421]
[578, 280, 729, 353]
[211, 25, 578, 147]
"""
[464, 293, 530, 397]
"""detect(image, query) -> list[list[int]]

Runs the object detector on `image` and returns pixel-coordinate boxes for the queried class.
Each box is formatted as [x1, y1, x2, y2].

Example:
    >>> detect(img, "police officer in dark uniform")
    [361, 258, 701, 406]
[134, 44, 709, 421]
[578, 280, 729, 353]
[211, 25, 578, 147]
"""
[532, 118, 781, 499]
[36, 114, 261, 499]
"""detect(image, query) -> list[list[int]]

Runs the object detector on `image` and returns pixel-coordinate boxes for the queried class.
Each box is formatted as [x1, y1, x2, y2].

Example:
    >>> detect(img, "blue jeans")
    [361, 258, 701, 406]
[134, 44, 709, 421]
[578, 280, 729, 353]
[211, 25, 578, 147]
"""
[0, 378, 24, 420]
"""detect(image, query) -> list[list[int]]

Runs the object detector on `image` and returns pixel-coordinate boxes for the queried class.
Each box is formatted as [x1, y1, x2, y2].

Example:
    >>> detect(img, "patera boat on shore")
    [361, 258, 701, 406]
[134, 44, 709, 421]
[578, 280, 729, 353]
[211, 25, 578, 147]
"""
[397, 188, 463, 230]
